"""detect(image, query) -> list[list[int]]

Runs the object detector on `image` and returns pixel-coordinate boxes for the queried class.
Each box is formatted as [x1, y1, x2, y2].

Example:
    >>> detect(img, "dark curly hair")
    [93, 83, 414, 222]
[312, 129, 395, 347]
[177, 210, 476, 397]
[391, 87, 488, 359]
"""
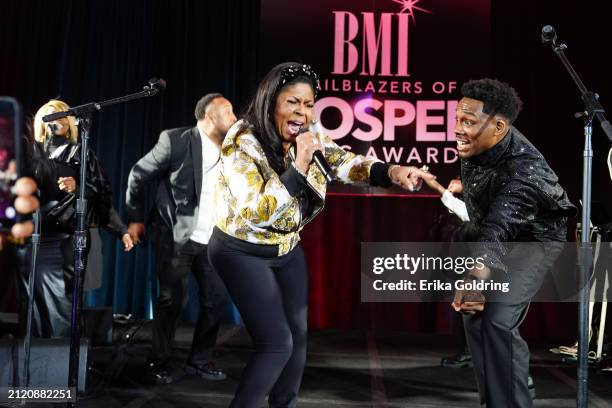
[461, 78, 523, 123]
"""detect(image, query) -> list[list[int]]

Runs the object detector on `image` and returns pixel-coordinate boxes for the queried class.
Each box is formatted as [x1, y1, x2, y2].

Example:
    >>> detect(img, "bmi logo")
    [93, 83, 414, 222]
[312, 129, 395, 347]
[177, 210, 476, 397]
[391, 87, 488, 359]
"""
[332, 0, 431, 76]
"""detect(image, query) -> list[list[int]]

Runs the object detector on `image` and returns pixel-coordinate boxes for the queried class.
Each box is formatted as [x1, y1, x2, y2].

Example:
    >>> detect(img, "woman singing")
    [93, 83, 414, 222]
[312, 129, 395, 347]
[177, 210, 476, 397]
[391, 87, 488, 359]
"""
[16, 99, 132, 338]
[208, 62, 425, 407]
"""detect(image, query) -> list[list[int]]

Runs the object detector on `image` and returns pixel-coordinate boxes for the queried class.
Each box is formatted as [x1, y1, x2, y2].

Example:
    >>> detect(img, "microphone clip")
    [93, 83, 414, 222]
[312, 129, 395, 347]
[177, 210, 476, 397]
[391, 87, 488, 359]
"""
[541, 25, 567, 54]
[143, 78, 166, 97]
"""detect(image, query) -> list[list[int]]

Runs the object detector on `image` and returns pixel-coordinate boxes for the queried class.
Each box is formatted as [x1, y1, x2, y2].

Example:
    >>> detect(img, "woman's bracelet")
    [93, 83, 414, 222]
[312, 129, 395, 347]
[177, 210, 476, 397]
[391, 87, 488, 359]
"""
[292, 161, 308, 178]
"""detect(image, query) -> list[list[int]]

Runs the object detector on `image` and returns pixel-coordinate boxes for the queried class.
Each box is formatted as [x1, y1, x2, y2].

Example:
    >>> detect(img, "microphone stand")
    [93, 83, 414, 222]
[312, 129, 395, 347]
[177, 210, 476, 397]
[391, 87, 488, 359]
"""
[22, 209, 41, 388]
[42, 79, 164, 407]
[542, 27, 612, 408]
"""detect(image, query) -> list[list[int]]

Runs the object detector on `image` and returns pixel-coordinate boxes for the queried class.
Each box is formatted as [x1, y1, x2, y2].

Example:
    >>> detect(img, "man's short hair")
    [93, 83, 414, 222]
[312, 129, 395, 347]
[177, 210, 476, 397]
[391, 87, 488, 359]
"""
[461, 79, 523, 123]
[194, 93, 224, 121]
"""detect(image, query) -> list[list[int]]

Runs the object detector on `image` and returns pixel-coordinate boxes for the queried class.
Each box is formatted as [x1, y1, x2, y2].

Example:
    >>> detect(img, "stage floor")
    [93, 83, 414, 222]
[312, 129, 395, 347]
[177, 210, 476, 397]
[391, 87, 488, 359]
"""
[79, 325, 612, 408]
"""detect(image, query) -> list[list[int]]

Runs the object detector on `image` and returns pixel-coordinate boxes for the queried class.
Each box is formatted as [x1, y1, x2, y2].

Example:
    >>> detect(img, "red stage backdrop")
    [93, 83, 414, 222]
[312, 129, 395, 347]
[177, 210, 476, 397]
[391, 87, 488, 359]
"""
[258, 1, 580, 341]
[261, 0, 491, 195]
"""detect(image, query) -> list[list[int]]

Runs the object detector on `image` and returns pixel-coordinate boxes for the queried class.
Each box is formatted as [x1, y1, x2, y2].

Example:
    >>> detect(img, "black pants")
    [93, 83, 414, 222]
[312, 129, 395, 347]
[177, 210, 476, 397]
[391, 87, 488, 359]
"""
[151, 222, 228, 364]
[208, 229, 309, 408]
[463, 242, 562, 407]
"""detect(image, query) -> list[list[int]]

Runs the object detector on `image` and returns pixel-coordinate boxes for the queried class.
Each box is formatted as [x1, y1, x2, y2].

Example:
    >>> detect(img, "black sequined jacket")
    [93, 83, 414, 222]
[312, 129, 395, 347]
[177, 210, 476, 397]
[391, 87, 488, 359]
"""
[461, 127, 577, 270]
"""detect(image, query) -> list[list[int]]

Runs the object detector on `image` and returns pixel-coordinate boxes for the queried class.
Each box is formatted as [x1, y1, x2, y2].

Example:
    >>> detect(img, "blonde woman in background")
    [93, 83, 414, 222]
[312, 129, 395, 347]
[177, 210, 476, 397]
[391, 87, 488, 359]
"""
[15, 99, 132, 338]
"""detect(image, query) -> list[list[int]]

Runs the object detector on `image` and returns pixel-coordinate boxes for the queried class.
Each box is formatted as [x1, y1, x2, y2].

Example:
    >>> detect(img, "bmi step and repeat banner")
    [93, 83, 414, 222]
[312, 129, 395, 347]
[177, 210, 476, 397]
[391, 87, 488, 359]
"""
[261, 0, 491, 195]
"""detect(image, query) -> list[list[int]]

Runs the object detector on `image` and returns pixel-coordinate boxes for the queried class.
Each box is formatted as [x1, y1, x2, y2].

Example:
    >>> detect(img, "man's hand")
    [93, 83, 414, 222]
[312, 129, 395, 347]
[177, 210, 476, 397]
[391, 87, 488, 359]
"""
[418, 169, 446, 195]
[447, 179, 463, 195]
[127, 222, 145, 245]
[122, 233, 134, 252]
[452, 286, 486, 314]
[389, 166, 431, 191]
[451, 265, 490, 314]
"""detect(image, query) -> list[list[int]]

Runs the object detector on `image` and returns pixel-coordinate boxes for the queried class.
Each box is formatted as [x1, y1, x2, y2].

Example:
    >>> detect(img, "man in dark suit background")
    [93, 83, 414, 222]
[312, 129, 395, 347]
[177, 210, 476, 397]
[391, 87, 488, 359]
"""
[125, 93, 237, 384]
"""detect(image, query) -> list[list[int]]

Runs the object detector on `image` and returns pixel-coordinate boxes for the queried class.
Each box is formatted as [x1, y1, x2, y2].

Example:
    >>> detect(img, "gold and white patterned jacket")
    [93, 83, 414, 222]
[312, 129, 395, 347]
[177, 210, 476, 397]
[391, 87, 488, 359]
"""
[214, 120, 383, 255]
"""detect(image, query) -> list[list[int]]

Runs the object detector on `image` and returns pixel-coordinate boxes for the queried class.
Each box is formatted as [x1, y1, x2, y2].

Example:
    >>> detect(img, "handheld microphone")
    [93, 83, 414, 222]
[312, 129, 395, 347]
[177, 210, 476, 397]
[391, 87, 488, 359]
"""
[541, 25, 557, 46]
[47, 123, 60, 134]
[307, 120, 334, 183]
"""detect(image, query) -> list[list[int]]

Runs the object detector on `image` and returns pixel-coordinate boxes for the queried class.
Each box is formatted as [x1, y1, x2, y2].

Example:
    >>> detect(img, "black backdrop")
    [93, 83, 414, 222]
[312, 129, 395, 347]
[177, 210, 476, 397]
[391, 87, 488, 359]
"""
[1, 0, 610, 339]
[0, 0, 261, 318]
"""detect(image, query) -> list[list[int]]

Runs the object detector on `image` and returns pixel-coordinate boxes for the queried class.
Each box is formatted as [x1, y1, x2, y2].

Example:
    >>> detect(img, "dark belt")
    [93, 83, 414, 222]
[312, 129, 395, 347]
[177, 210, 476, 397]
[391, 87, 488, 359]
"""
[211, 227, 280, 258]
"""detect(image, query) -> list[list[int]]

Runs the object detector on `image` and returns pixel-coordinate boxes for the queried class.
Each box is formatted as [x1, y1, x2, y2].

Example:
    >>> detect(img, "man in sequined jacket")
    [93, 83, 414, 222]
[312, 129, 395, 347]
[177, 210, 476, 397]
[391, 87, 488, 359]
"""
[450, 78, 576, 407]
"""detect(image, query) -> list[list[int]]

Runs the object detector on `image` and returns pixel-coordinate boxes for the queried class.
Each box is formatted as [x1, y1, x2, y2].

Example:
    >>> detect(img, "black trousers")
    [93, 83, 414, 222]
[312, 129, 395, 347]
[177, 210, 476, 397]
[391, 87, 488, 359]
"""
[463, 242, 562, 407]
[151, 222, 228, 364]
[208, 229, 309, 408]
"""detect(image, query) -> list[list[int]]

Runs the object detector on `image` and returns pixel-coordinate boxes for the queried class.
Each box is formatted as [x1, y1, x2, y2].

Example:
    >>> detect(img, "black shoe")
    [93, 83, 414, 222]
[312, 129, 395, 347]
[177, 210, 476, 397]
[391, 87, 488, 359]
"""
[147, 361, 174, 385]
[528, 375, 536, 400]
[441, 351, 473, 368]
[185, 361, 227, 381]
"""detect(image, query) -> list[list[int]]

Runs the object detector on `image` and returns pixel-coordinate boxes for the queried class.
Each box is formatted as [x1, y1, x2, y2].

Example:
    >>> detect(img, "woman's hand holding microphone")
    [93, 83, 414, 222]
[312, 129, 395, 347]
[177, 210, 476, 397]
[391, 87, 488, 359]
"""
[294, 130, 324, 176]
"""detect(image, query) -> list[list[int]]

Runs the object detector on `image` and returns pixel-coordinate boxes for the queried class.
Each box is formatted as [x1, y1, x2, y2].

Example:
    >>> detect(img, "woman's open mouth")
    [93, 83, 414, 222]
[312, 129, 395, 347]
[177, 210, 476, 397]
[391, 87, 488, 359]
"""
[286, 121, 304, 137]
